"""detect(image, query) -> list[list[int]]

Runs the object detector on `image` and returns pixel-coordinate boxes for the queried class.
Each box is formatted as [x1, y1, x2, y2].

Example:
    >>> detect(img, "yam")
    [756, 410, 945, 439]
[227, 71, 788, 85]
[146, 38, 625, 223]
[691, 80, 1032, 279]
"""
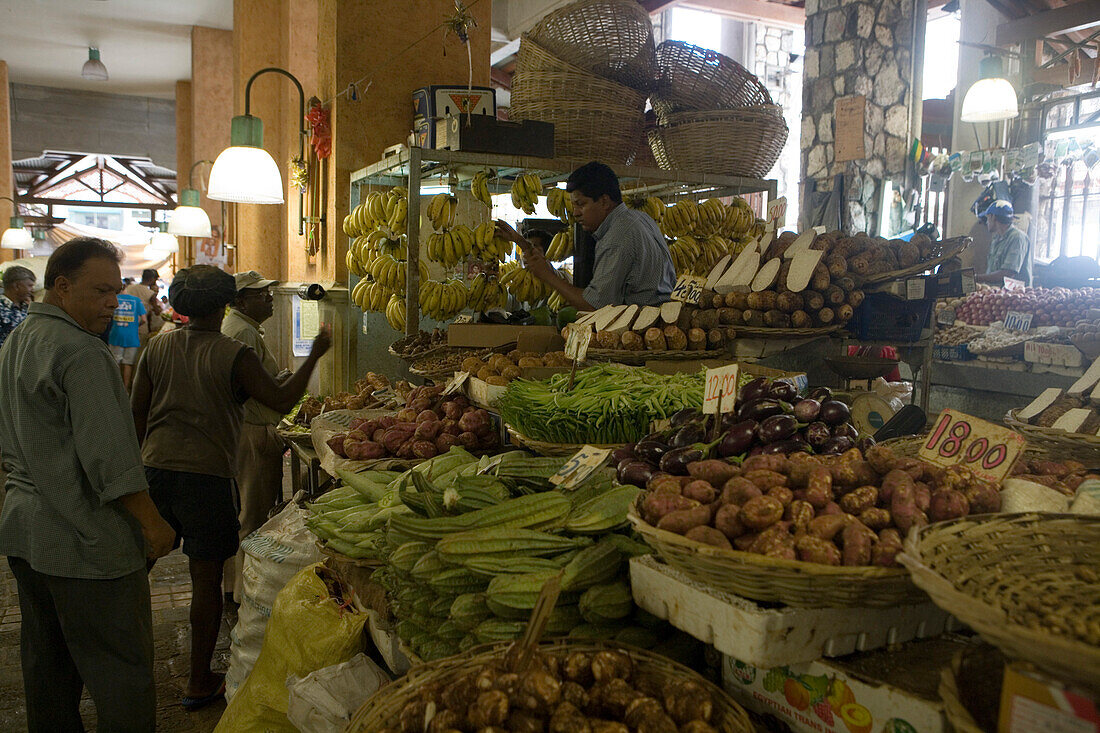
[716, 247, 759, 292]
[849, 255, 872, 275]
[782, 231, 814, 259]
[791, 310, 812, 329]
[690, 309, 720, 331]
[687, 328, 707, 351]
[847, 290, 865, 308]
[644, 327, 667, 351]
[708, 293, 725, 310]
[621, 331, 645, 351]
[724, 291, 749, 310]
[776, 292, 804, 313]
[757, 291, 778, 311]
[776, 260, 792, 291]
[803, 290, 825, 311]
[824, 285, 846, 306]
[786, 250, 824, 293]
[595, 331, 620, 349]
[664, 325, 688, 351]
[633, 305, 661, 332]
[674, 304, 694, 333]
[660, 301, 682, 326]
[836, 276, 856, 292]
[810, 264, 831, 292]
[763, 310, 791, 328]
[898, 242, 920, 268]
[745, 292, 763, 311]
[836, 304, 854, 323]
[1019, 388, 1064, 422]
[751, 258, 782, 292]
[718, 307, 741, 325]
[825, 254, 848, 278]
[817, 307, 835, 325]
[742, 310, 765, 327]
[605, 304, 639, 334]
[592, 305, 627, 331]
[703, 254, 732, 290]
[707, 329, 726, 349]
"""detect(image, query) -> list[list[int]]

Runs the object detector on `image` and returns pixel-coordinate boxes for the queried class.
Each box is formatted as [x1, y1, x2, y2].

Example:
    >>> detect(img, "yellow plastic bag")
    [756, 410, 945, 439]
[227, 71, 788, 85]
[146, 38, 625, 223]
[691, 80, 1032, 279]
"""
[216, 563, 366, 732]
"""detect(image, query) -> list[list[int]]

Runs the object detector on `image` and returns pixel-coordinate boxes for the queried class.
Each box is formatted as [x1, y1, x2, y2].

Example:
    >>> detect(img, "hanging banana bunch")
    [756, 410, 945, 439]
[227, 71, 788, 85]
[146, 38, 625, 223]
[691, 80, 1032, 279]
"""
[467, 273, 508, 312]
[668, 236, 701, 277]
[383, 188, 408, 233]
[471, 170, 494, 208]
[660, 199, 700, 238]
[510, 172, 543, 215]
[545, 228, 574, 262]
[546, 187, 573, 223]
[547, 290, 565, 312]
[427, 192, 458, 231]
[692, 235, 729, 276]
[385, 293, 406, 332]
[626, 196, 665, 224]
[499, 261, 549, 305]
[471, 222, 513, 263]
[696, 199, 726, 236]
[369, 254, 407, 292]
[418, 279, 470, 322]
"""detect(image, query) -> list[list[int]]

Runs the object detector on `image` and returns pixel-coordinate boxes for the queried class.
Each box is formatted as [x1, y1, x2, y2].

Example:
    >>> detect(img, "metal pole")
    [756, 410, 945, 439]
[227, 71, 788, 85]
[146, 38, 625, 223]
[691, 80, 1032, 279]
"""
[244, 67, 310, 235]
[405, 147, 422, 338]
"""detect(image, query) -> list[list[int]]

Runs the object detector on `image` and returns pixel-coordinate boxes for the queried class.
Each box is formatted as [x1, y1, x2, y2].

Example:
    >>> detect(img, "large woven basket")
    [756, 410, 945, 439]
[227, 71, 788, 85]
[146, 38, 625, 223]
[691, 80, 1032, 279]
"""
[511, 68, 648, 112]
[653, 40, 773, 118]
[527, 0, 656, 91]
[1004, 407, 1100, 451]
[858, 236, 971, 285]
[506, 424, 626, 456]
[899, 513, 1100, 694]
[648, 106, 788, 178]
[628, 500, 924, 608]
[511, 99, 645, 164]
[345, 639, 754, 733]
[880, 430, 1100, 464]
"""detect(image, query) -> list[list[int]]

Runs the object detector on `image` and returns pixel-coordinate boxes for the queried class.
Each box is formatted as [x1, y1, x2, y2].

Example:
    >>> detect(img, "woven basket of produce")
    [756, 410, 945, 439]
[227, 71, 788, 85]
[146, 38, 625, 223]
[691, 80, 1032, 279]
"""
[856, 236, 970, 284]
[937, 645, 1004, 733]
[731, 325, 841, 338]
[510, 99, 646, 165]
[648, 106, 787, 178]
[527, 0, 657, 91]
[1005, 408, 1100, 449]
[584, 348, 728, 365]
[899, 513, 1100, 693]
[652, 41, 772, 119]
[880, 431, 1100, 467]
[511, 68, 647, 112]
[345, 639, 754, 733]
[506, 425, 625, 457]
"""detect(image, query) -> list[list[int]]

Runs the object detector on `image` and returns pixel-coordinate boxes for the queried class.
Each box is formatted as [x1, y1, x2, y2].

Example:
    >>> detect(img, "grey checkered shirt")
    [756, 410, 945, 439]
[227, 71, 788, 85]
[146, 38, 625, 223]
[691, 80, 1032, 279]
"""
[583, 203, 677, 308]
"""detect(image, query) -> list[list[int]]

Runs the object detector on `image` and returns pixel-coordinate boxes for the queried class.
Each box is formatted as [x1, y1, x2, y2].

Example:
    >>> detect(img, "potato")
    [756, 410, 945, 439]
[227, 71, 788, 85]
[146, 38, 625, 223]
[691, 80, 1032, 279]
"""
[841, 521, 875, 566]
[687, 459, 739, 487]
[838, 485, 878, 514]
[719, 477, 762, 505]
[656, 505, 711, 535]
[486, 375, 509, 386]
[591, 651, 633, 683]
[682, 480, 717, 504]
[795, 534, 842, 565]
[644, 327, 667, 351]
[463, 357, 485, 372]
[663, 325, 688, 351]
[890, 479, 928, 534]
[739, 495, 784, 530]
[914, 483, 931, 512]
[685, 525, 733, 549]
[784, 499, 815, 532]
[641, 492, 698, 524]
[742, 469, 788, 489]
[733, 532, 759, 551]
[859, 507, 891, 530]
[477, 366, 499, 381]
[766, 485, 794, 507]
[468, 690, 510, 728]
[713, 503, 745, 539]
[663, 679, 713, 724]
[807, 514, 848, 541]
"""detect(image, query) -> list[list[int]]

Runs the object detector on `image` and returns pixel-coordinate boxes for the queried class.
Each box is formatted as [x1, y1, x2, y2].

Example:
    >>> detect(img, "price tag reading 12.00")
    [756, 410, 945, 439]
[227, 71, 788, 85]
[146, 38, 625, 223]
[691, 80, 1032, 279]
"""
[564, 324, 592, 362]
[703, 363, 739, 414]
[550, 445, 613, 489]
[918, 408, 1026, 483]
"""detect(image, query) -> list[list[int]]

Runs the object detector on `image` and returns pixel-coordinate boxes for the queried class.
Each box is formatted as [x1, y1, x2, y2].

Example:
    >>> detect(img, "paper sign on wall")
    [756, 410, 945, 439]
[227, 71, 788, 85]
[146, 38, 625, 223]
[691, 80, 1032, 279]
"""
[703, 363, 740, 414]
[918, 408, 1026, 483]
[834, 95, 866, 163]
[292, 295, 320, 357]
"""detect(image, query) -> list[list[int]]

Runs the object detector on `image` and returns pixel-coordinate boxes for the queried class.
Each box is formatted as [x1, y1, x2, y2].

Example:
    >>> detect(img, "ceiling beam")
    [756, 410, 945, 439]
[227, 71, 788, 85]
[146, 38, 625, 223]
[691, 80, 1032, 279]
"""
[997, 2, 1100, 45]
[491, 38, 521, 67]
[17, 196, 171, 211]
[641, 0, 679, 12]
[681, 0, 804, 28]
[1031, 53, 1098, 86]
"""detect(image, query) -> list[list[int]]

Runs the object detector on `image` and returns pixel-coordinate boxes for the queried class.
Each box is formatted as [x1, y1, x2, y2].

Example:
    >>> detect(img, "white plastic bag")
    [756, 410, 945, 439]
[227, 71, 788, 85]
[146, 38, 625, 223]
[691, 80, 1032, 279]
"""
[286, 653, 389, 733]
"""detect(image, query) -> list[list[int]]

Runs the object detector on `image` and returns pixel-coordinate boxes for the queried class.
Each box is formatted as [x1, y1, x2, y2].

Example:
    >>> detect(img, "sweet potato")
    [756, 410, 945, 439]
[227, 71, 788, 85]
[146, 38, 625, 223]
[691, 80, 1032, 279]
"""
[739, 495, 785, 530]
[963, 480, 1001, 514]
[685, 525, 733, 550]
[858, 507, 891, 531]
[741, 455, 791, 474]
[872, 529, 904, 567]
[646, 474, 683, 494]
[880, 469, 915, 505]
[807, 514, 848, 541]
[785, 454, 818, 488]
[719, 477, 763, 506]
[864, 445, 897, 475]
[795, 535, 842, 565]
[766, 485, 794, 507]
[841, 521, 876, 566]
[929, 489, 970, 521]
[687, 459, 740, 487]
[820, 501, 843, 515]
[749, 523, 795, 559]
[839, 486, 878, 515]
[784, 500, 815, 532]
[682, 480, 717, 504]
[346, 440, 386, 460]
[642, 492, 699, 524]
[890, 473, 928, 534]
[656, 505, 711, 535]
[326, 434, 349, 458]
[733, 533, 759, 551]
[914, 483, 931, 512]
[742, 469, 788, 490]
[805, 467, 834, 509]
[714, 504, 746, 540]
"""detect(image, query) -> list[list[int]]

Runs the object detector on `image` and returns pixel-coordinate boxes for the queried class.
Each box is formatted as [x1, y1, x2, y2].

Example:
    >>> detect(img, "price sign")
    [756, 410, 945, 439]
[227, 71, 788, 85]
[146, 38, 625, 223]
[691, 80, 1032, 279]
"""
[905, 277, 927, 300]
[443, 371, 470, 395]
[671, 275, 706, 305]
[767, 196, 787, 228]
[564, 324, 592, 362]
[1004, 311, 1034, 331]
[550, 445, 613, 489]
[812, 225, 827, 235]
[453, 314, 474, 324]
[703, 363, 740, 414]
[918, 408, 1026, 483]
[937, 307, 956, 326]
[962, 271, 976, 294]
[1003, 277, 1026, 292]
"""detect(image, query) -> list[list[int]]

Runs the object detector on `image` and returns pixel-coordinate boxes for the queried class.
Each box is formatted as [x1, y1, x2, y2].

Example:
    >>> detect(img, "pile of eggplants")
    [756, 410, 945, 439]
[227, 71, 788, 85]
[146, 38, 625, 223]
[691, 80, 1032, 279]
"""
[614, 377, 875, 487]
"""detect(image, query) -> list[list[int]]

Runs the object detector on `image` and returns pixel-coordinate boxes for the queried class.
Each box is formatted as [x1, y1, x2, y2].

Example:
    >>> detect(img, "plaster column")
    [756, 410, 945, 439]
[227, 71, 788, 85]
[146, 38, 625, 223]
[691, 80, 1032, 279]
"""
[175, 80, 194, 267]
[191, 26, 233, 268]
[0, 61, 13, 265]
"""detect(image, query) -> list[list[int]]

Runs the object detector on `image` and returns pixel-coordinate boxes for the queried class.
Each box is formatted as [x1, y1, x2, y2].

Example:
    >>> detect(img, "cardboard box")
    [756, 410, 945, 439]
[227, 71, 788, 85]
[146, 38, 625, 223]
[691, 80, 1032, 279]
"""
[447, 323, 561, 349]
[998, 662, 1099, 733]
[435, 113, 554, 157]
[1024, 340, 1084, 368]
[412, 85, 495, 148]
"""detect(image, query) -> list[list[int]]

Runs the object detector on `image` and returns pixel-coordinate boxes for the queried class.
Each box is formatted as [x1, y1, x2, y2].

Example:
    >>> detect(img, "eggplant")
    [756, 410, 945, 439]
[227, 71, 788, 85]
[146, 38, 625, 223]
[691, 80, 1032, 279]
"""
[857, 436, 877, 452]
[717, 420, 757, 457]
[611, 445, 637, 464]
[720, 411, 746, 431]
[641, 430, 671, 444]
[739, 398, 784, 422]
[671, 422, 707, 449]
[832, 423, 858, 439]
[768, 380, 798, 403]
[802, 421, 832, 449]
[809, 386, 833, 402]
[747, 445, 765, 456]
[757, 414, 798, 444]
[762, 439, 811, 455]
[659, 446, 704, 475]
[738, 377, 770, 406]
[820, 435, 855, 455]
[793, 398, 821, 423]
[634, 440, 670, 464]
[617, 460, 655, 488]
[819, 400, 852, 426]
[670, 407, 701, 427]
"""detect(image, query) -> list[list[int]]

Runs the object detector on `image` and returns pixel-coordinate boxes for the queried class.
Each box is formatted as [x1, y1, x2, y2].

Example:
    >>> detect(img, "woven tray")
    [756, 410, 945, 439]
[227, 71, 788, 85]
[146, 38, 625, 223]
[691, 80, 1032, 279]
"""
[527, 0, 657, 91]
[387, 343, 452, 362]
[653, 40, 772, 118]
[648, 105, 788, 178]
[857, 236, 971, 285]
[627, 500, 923, 608]
[506, 424, 626, 456]
[1005, 408, 1100, 448]
[584, 347, 728, 364]
[899, 513, 1100, 693]
[510, 99, 645, 164]
[345, 639, 755, 733]
[732, 324, 841, 338]
[511, 68, 647, 111]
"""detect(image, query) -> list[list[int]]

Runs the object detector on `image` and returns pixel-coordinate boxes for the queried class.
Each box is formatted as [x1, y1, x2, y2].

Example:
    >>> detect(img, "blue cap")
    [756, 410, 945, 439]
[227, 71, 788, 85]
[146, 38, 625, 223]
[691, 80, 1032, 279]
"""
[979, 199, 1014, 220]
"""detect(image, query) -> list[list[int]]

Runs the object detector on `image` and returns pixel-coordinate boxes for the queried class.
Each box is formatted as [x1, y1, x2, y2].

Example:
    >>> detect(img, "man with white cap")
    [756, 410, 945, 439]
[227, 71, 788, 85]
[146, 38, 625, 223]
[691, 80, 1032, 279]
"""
[976, 200, 1032, 286]
[221, 271, 286, 601]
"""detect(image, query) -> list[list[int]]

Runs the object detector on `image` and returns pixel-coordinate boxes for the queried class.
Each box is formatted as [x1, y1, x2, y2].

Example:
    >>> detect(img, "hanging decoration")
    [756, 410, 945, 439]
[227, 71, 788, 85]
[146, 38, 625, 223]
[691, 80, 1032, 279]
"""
[443, 1, 477, 46]
[306, 101, 332, 160]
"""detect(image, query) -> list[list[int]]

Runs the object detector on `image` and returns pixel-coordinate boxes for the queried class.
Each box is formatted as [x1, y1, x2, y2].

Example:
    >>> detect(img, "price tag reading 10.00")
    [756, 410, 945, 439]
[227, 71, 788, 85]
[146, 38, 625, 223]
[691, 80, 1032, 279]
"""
[918, 408, 1026, 483]
[703, 363, 739, 414]
[550, 445, 613, 489]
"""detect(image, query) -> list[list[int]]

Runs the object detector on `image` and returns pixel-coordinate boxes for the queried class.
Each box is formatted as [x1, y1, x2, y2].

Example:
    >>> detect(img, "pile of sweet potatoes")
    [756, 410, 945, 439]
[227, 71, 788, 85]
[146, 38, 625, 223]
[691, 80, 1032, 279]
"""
[638, 445, 1002, 568]
[1008, 458, 1096, 497]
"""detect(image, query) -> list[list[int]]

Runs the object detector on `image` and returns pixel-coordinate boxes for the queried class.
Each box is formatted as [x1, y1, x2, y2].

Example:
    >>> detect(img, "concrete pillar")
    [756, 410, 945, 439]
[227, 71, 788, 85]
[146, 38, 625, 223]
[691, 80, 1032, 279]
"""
[175, 80, 194, 268]
[191, 26, 234, 269]
[0, 61, 13, 265]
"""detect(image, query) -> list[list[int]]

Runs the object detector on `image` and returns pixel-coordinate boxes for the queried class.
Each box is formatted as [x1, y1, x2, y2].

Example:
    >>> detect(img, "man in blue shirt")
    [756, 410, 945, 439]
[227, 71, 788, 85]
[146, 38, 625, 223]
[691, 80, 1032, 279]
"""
[976, 200, 1032, 286]
[496, 161, 676, 309]
[108, 291, 147, 390]
[0, 265, 36, 349]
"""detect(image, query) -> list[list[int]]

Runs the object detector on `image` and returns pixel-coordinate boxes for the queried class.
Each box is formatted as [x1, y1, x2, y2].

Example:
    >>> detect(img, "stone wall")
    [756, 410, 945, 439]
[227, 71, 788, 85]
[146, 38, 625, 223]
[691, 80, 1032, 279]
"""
[800, 0, 915, 233]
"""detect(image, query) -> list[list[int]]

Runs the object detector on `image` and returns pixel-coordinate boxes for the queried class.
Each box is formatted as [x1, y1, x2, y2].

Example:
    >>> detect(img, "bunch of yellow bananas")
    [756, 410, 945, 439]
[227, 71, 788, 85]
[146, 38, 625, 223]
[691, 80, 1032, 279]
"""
[545, 228, 574, 261]
[547, 290, 565, 312]
[351, 278, 393, 313]
[471, 170, 494, 208]
[627, 196, 665, 223]
[546, 187, 573, 223]
[692, 235, 732, 276]
[499, 261, 549, 305]
[419, 279, 469, 322]
[369, 254, 406, 292]
[695, 199, 728, 236]
[725, 197, 755, 237]
[385, 293, 406, 332]
[427, 192, 458, 231]
[661, 199, 700, 238]
[385, 194, 408, 233]
[472, 222, 513, 262]
[510, 172, 543, 215]
[425, 224, 474, 269]
[668, 235, 700, 276]
[468, 273, 508, 312]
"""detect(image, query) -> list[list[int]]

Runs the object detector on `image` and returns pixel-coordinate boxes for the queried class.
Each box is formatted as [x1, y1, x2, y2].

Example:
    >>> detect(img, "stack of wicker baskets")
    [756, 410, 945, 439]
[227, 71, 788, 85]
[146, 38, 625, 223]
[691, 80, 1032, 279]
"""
[509, 0, 655, 163]
[648, 41, 788, 178]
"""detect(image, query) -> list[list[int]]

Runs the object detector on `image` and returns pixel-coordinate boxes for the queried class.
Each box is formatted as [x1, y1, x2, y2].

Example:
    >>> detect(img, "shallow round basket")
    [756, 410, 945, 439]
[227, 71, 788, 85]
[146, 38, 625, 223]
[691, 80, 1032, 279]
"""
[732, 324, 841, 338]
[653, 40, 772, 117]
[648, 106, 788, 178]
[879, 431, 1100, 464]
[857, 236, 971, 284]
[628, 500, 923, 608]
[345, 638, 754, 733]
[898, 512, 1100, 694]
[1004, 408, 1100, 449]
[506, 424, 625, 456]
[511, 99, 645, 164]
[511, 68, 648, 111]
[527, 0, 657, 91]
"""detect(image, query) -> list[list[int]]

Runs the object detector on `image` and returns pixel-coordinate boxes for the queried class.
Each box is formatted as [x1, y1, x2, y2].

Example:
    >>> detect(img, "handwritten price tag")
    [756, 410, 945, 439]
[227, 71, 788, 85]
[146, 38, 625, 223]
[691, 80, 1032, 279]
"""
[918, 408, 1026, 483]
[442, 371, 470, 396]
[767, 196, 787, 228]
[1004, 311, 1034, 331]
[671, 275, 706, 305]
[564, 324, 592, 362]
[550, 445, 613, 489]
[703, 363, 740, 414]
[1003, 277, 1026, 292]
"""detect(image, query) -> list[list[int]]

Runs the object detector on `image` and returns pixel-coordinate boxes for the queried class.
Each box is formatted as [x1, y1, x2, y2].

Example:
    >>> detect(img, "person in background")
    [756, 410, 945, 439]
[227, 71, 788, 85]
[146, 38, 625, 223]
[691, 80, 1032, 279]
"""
[221, 270, 287, 602]
[131, 265, 330, 711]
[0, 265, 36, 349]
[125, 268, 164, 345]
[107, 289, 147, 390]
[976, 200, 1032, 286]
[0, 237, 175, 732]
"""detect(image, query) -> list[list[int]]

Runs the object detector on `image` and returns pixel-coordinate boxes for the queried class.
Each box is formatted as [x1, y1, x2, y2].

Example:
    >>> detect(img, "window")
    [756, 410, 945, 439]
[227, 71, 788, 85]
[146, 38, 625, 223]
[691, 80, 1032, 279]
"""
[1036, 90, 1100, 263]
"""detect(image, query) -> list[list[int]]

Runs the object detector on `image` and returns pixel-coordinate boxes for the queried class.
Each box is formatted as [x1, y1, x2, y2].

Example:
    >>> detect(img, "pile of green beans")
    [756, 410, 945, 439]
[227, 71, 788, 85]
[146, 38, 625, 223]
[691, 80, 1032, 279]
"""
[498, 363, 704, 445]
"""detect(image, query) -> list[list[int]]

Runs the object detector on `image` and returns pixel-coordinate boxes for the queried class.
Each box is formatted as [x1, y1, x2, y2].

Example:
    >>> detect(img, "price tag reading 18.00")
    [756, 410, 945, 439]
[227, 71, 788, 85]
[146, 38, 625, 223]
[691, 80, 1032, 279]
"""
[550, 445, 613, 489]
[703, 363, 740, 414]
[564, 324, 592, 362]
[918, 408, 1026, 483]
[671, 275, 706, 305]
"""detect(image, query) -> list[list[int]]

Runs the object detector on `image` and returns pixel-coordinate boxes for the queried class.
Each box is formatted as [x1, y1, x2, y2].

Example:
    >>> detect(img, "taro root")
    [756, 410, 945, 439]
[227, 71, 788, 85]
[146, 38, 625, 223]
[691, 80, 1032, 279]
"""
[591, 651, 633, 684]
[467, 690, 509, 728]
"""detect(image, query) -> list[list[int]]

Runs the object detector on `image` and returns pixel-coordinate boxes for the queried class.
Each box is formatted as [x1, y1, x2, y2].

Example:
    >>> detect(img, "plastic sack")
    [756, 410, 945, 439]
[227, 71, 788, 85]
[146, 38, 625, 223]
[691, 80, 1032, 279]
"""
[286, 653, 389, 733]
[215, 563, 367, 732]
[226, 501, 323, 701]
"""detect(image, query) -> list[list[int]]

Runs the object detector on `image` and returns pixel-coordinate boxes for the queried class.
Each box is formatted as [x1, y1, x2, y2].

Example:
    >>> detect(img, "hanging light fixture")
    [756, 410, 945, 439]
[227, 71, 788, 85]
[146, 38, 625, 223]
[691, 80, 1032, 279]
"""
[146, 222, 179, 254]
[169, 160, 214, 237]
[961, 55, 1018, 123]
[208, 67, 310, 233]
[0, 196, 32, 250]
[81, 47, 109, 81]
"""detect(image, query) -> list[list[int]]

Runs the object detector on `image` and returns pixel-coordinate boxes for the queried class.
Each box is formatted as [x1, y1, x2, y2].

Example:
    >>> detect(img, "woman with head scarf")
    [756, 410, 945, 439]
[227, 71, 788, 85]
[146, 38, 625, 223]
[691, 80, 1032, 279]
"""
[130, 265, 331, 710]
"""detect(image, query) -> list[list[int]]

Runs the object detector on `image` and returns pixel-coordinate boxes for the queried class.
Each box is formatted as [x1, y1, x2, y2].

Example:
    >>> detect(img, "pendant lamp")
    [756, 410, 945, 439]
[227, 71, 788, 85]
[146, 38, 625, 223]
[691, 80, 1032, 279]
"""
[961, 55, 1018, 123]
[169, 160, 214, 237]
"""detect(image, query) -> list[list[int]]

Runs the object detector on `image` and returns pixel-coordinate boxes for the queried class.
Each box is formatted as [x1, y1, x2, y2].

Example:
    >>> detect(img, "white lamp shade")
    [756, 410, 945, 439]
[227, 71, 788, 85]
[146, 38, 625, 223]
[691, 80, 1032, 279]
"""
[148, 231, 179, 253]
[961, 77, 1018, 123]
[1, 227, 33, 249]
[207, 146, 284, 204]
[168, 205, 212, 237]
